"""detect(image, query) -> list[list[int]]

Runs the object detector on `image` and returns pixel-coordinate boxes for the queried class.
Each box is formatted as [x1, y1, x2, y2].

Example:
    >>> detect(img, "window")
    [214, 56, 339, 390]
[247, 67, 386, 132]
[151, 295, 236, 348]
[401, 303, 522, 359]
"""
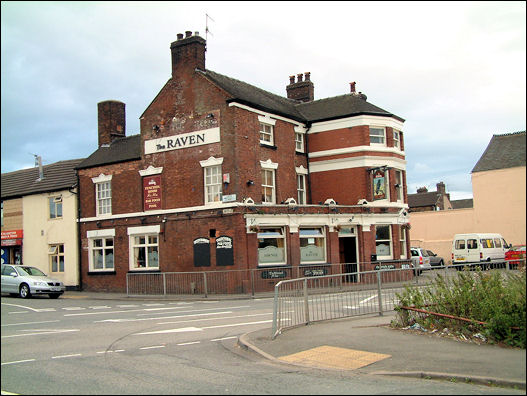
[295, 132, 304, 152]
[300, 227, 326, 264]
[467, 239, 478, 249]
[455, 239, 466, 249]
[96, 181, 112, 215]
[400, 226, 407, 259]
[481, 239, 494, 249]
[91, 238, 114, 271]
[393, 130, 401, 149]
[204, 165, 222, 203]
[259, 123, 274, 145]
[375, 225, 392, 259]
[494, 238, 502, 248]
[395, 170, 403, 202]
[49, 244, 64, 272]
[297, 174, 306, 204]
[1, 201, 3, 227]
[131, 234, 159, 269]
[257, 227, 286, 266]
[49, 196, 63, 219]
[369, 127, 385, 145]
[261, 169, 275, 204]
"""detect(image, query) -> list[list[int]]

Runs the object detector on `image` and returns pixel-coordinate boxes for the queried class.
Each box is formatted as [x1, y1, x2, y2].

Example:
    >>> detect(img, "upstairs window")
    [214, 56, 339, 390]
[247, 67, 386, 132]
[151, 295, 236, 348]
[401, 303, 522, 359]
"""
[295, 132, 304, 152]
[369, 127, 385, 145]
[96, 182, 112, 215]
[259, 123, 274, 145]
[261, 169, 276, 204]
[49, 196, 62, 219]
[297, 174, 306, 205]
[393, 130, 401, 149]
[204, 165, 222, 204]
[395, 170, 404, 202]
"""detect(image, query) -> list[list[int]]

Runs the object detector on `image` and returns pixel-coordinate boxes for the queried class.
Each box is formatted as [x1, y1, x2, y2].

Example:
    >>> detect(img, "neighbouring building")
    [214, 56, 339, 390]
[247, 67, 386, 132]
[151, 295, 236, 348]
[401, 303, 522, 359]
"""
[409, 131, 526, 261]
[76, 31, 410, 293]
[407, 182, 453, 212]
[1, 158, 84, 289]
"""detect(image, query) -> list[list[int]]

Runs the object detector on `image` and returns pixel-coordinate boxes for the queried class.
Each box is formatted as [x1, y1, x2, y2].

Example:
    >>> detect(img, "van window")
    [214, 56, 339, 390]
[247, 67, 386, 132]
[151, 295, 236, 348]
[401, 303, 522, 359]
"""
[480, 239, 494, 249]
[455, 240, 465, 249]
[467, 239, 477, 249]
[494, 238, 502, 248]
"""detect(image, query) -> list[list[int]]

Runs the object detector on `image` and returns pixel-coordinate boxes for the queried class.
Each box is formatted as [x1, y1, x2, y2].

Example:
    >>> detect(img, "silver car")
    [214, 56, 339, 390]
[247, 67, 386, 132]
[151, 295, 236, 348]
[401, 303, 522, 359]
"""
[1, 264, 65, 299]
[410, 247, 432, 275]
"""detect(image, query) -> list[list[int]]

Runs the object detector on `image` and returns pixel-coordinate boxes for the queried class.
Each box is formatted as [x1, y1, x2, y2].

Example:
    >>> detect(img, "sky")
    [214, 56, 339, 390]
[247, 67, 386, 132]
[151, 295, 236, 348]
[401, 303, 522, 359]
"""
[1, 1, 525, 200]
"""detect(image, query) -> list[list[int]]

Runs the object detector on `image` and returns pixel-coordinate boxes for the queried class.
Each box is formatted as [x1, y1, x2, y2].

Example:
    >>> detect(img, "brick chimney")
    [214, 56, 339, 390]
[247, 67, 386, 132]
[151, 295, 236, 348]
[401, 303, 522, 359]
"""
[436, 182, 446, 195]
[97, 100, 125, 147]
[286, 72, 314, 102]
[170, 31, 206, 77]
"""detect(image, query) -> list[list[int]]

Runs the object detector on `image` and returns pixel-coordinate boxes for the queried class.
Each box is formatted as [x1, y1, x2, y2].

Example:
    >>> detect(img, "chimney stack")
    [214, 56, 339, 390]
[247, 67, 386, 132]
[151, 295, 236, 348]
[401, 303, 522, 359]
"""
[417, 187, 428, 193]
[97, 100, 126, 147]
[436, 182, 446, 195]
[350, 82, 356, 93]
[170, 31, 206, 77]
[286, 72, 314, 102]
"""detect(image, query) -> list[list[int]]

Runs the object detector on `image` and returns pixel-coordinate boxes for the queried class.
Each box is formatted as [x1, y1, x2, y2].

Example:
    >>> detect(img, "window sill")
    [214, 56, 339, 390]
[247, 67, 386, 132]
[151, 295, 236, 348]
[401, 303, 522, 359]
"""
[127, 269, 160, 273]
[88, 271, 116, 275]
[260, 143, 277, 150]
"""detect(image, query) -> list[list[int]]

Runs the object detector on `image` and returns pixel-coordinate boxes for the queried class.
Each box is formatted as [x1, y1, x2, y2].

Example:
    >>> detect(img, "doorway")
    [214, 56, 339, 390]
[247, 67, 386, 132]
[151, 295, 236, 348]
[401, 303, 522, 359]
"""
[339, 236, 358, 282]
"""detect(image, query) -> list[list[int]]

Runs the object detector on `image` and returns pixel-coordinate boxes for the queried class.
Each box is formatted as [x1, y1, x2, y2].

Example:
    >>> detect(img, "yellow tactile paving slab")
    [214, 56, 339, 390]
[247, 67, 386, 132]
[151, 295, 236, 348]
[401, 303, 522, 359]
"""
[279, 346, 391, 370]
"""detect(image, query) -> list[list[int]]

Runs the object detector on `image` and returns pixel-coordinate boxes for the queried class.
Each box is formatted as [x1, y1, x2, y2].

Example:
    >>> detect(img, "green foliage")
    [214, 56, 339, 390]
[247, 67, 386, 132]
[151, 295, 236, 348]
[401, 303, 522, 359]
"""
[395, 268, 526, 348]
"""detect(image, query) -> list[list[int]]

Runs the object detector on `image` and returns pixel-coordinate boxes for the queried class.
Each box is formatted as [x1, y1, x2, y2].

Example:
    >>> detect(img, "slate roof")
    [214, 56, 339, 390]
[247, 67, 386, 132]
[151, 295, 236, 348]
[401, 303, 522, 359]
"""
[472, 131, 526, 173]
[200, 69, 405, 123]
[1, 158, 85, 200]
[451, 198, 474, 209]
[76, 134, 141, 170]
[407, 191, 441, 208]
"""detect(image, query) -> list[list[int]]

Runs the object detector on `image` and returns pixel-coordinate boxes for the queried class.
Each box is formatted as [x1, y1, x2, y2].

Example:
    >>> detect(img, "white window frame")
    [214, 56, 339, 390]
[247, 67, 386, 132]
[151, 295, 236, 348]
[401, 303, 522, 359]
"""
[297, 174, 306, 205]
[393, 129, 401, 149]
[49, 195, 63, 219]
[395, 169, 404, 202]
[375, 225, 392, 260]
[257, 227, 287, 267]
[399, 226, 407, 259]
[294, 125, 306, 152]
[258, 115, 276, 146]
[92, 174, 113, 216]
[128, 225, 160, 271]
[87, 229, 115, 272]
[260, 159, 278, 204]
[299, 227, 327, 264]
[369, 126, 386, 145]
[49, 243, 65, 273]
[200, 157, 224, 205]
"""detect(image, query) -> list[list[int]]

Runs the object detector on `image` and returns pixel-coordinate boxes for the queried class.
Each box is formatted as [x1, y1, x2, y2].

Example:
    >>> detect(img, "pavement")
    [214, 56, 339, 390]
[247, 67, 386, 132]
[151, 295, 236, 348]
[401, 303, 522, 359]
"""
[61, 290, 526, 390]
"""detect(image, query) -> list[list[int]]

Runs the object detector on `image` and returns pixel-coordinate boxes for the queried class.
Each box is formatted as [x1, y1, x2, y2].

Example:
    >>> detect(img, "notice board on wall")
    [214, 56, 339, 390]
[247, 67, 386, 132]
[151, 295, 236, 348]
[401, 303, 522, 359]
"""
[193, 238, 211, 267]
[216, 236, 234, 266]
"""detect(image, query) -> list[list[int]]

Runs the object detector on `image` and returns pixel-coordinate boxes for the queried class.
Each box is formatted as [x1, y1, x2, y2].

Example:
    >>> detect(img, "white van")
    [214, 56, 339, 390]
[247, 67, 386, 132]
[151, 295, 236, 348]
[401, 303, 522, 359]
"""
[452, 233, 510, 267]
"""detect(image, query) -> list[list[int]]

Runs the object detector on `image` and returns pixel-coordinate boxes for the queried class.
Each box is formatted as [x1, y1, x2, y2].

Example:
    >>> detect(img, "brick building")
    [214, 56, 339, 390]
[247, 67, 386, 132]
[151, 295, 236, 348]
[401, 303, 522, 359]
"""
[76, 31, 410, 292]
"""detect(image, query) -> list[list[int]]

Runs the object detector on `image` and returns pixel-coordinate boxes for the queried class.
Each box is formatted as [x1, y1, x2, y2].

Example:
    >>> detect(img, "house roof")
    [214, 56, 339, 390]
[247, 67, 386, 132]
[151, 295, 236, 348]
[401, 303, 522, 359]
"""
[76, 134, 141, 170]
[472, 131, 526, 173]
[407, 191, 441, 208]
[451, 198, 474, 209]
[1, 158, 85, 200]
[200, 69, 405, 124]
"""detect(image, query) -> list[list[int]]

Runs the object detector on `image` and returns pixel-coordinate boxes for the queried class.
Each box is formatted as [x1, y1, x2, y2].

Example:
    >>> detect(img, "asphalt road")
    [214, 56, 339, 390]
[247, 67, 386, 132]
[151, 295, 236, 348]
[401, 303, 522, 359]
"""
[1, 294, 523, 395]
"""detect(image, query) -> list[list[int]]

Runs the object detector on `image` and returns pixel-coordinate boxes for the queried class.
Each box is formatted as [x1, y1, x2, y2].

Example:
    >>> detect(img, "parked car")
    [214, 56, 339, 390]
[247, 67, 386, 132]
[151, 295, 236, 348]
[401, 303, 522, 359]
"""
[505, 245, 526, 270]
[1, 264, 65, 299]
[410, 247, 431, 275]
[426, 250, 445, 268]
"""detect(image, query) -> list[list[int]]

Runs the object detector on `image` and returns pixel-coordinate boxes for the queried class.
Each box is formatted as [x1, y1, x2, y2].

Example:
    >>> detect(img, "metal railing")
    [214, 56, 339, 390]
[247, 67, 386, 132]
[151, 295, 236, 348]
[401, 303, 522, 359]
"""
[271, 258, 525, 339]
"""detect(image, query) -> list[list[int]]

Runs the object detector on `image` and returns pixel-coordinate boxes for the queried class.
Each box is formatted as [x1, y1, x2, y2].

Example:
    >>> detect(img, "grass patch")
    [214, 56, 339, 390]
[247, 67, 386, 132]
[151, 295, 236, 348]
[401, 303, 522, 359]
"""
[393, 268, 526, 348]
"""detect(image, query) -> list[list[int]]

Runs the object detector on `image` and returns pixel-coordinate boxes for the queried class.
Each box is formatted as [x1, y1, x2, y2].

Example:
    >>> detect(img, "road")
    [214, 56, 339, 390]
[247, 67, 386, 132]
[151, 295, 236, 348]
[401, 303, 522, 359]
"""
[1, 294, 522, 395]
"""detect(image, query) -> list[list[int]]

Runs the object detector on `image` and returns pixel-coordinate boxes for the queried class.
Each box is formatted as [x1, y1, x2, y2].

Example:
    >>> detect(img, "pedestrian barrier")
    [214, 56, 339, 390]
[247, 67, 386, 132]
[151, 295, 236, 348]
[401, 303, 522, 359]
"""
[271, 258, 525, 339]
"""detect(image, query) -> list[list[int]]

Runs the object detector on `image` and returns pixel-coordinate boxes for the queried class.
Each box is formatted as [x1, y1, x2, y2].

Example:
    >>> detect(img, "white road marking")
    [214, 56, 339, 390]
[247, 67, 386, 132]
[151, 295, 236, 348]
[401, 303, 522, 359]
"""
[65, 304, 249, 317]
[211, 336, 237, 341]
[139, 345, 166, 350]
[201, 320, 272, 330]
[157, 311, 272, 325]
[1, 329, 80, 338]
[99, 311, 233, 323]
[1, 320, 60, 327]
[135, 327, 203, 335]
[344, 294, 378, 309]
[1, 359, 36, 366]
[52, 354, 82, 359]
[7, 311, 28, 314]
[116, 304, 140, 308]
[96, 349, 125, 354]
[89, 306, 111, 310]
[177, 341, 200, 346]
[62, 307, 85, 311]
[34, 308, 56, 312]
[1, 303, 41, 312]
[142, 303, 165, 306]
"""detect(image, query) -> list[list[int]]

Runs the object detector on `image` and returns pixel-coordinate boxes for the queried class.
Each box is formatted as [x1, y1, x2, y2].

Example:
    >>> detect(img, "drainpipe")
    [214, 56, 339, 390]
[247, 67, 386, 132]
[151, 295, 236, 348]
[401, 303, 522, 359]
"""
[304, 123, 312, 203]
[75, 170, 83, 291]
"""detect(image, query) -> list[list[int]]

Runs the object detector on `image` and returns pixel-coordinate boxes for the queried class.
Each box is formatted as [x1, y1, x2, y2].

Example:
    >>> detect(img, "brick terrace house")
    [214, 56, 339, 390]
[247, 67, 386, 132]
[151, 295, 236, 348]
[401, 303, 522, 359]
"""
[76, 31, 410, 293]
[407, 182, 454, 212]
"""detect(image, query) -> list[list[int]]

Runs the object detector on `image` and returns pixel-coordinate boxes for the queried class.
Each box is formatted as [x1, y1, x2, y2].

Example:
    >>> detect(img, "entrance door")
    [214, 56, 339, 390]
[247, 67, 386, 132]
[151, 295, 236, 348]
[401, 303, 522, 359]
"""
[339, 237, 358, 282]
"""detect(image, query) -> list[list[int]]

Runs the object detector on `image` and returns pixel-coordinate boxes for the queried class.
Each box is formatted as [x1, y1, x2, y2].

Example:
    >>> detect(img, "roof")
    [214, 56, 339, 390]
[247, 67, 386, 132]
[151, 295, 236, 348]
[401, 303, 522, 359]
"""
[1, 158, 85, 200]
[450, 198, 474, 209]
[200, 69, 405, 124]
[472, 131, 526, 173]
[76, 134, 141, 170]
[407, 191, 441, 208]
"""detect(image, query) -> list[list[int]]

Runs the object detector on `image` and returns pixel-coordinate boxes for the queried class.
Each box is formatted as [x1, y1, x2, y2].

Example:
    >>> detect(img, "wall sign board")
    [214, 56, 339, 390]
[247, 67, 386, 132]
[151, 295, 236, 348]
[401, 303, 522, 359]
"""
[143, 175, 162, 211]
[193, 237, 210, 267]
[145, 127, 220, 155]
[216, 236, 234, 266]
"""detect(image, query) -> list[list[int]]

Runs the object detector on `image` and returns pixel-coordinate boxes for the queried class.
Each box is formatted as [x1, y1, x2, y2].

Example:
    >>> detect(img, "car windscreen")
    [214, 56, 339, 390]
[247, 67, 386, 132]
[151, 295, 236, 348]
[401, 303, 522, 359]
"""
[17, 267, 47, 276]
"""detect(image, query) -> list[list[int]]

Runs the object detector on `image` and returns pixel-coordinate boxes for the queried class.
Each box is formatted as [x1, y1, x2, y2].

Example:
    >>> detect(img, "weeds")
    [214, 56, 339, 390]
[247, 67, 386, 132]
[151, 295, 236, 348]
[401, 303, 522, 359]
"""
[394, 268, 526, 348]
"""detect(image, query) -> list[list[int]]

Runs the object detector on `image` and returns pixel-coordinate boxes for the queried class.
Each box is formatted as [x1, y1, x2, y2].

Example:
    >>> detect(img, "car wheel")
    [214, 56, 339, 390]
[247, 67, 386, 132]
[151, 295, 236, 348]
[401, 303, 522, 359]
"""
[439, 260, 444, 267]
[49, 294, 60, 299]
[19, 283, 31, 299]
